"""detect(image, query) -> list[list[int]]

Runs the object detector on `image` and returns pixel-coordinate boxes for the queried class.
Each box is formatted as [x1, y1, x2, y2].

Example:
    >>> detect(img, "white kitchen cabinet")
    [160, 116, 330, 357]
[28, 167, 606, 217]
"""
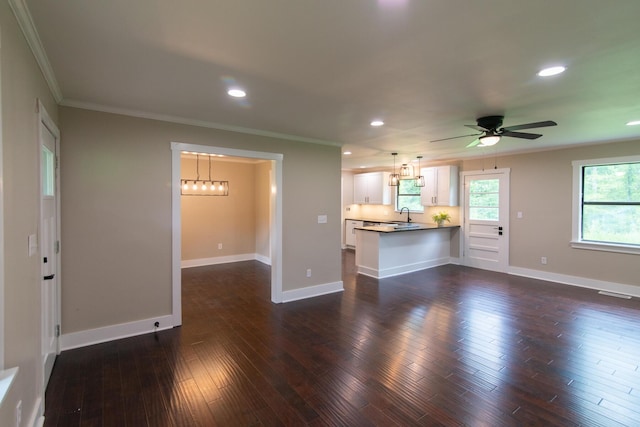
[345, 220, 363, 247]
[353, 172, 391, 205]
[421, 165, 459, 206]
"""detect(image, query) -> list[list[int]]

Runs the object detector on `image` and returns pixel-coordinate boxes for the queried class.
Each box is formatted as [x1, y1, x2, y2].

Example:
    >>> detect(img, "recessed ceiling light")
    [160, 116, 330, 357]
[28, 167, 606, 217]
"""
[343, 151, 352, 155]
[360, 166, 367, 168]
[228, 88, 247, 98]
[370, 120, 384, 127]
[537, 66, 566, 77]
[626, 120, 640, 126]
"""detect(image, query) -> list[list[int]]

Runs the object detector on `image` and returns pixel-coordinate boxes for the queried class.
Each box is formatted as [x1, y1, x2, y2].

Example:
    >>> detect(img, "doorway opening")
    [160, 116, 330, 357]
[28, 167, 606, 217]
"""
[171, 143, 283, 327]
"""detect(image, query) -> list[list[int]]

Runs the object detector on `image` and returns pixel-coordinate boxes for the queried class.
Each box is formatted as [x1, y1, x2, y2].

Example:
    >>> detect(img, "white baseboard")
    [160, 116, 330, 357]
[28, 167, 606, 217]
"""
[60, 314, 175, 351]
[358, 257, 450, 279]
[282, 281, 344, 303]
[182, 253, 271, 268]
[28, 397, 42, 427]
[181, 253, 258, 268]
[255, 253, 271, 265]
[508, 266, 640, 298]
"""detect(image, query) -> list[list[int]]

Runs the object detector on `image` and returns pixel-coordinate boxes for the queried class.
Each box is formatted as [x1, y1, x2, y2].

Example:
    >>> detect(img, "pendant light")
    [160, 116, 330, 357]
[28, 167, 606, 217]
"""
[388, 153, 400, 186]
[400, 163, 414, 178]
[180, 153, 229, 196]
[414, 156, 425, 187]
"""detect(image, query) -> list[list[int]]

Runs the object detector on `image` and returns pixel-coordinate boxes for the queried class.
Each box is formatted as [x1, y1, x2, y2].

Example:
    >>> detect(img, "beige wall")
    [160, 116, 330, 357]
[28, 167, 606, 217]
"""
[0, 4, 59, 425]
[59, 106, 342, 334]
[461, 139, 640, 287]
[181, 157, 257, 260]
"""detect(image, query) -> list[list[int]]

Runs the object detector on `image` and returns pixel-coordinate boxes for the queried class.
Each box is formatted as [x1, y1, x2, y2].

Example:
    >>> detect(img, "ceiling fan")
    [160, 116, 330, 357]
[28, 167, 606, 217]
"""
[431, 115, 557, 148]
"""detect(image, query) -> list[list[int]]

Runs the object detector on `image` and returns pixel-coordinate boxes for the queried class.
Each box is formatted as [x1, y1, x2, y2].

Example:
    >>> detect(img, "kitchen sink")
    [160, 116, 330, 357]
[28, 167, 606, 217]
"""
[392, 222, 421, 229]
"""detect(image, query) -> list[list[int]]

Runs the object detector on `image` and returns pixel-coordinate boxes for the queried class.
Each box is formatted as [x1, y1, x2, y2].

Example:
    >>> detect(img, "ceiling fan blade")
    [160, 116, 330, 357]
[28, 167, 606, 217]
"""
[502, 120, 557, 131]
[466, 139, 481, 148]
[464, 124, 487, 131]
[501, 130, 542, 140]
[431, 132, 481, 143]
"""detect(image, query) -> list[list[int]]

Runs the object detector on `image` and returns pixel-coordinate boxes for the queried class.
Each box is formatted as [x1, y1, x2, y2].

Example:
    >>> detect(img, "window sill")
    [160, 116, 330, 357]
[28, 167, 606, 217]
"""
[571, 240, 640, 255]
[0, 367, 19, 406]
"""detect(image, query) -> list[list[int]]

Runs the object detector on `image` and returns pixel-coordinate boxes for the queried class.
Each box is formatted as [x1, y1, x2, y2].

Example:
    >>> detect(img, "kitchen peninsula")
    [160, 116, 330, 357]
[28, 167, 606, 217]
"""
[355, 223, 460, 279]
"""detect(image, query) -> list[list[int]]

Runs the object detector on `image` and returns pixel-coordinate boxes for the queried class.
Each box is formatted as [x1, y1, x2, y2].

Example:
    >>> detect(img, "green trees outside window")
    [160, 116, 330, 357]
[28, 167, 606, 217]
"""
[582, 162, 640, 245]
[469, 179, 499, 221]
[396, 179, 424, 212]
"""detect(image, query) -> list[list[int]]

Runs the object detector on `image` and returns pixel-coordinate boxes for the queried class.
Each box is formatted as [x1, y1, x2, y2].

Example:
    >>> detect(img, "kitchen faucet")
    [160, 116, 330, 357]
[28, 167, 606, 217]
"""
[399, 207, 412, 223]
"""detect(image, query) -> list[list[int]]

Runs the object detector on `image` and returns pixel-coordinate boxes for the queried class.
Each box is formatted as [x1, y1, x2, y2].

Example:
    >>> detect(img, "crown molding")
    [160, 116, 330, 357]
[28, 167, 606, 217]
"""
[9, 0, 63, 103]
[60, 99, 342, 147]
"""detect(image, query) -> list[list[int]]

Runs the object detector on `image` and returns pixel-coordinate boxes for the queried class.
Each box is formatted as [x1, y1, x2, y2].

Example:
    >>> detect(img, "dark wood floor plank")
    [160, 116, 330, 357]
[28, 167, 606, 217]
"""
[44, 250, 640, 426]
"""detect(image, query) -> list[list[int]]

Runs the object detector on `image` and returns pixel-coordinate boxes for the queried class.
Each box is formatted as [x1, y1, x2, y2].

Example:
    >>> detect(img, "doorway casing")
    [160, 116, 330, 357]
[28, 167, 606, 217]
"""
[170, 142, 284, 326]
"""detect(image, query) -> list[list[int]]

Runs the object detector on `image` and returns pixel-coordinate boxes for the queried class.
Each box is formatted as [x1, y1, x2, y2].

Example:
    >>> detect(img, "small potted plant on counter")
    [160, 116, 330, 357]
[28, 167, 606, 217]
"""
[432, 211, 451, 227]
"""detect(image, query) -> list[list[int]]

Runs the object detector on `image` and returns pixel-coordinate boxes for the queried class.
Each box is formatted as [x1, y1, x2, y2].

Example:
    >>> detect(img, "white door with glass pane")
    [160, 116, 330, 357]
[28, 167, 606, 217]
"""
[462, 169, 510, 272]
[40, 107, 60, 389]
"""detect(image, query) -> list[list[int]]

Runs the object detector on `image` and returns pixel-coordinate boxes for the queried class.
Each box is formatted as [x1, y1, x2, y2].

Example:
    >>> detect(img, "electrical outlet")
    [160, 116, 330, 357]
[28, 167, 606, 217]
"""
[306, 269, 312, 278]
[541, 256, 547, 265]
[16, 400, 22, 427]
[218, 243, 222, 250]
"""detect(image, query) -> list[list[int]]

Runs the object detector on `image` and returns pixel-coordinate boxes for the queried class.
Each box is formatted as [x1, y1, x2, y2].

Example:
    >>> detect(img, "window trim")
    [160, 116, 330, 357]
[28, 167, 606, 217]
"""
[571, 155, 640, 255]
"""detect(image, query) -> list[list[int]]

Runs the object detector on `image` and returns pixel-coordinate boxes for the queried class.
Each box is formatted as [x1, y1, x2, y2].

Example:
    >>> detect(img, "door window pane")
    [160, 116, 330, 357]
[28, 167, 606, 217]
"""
[42, 146, 55, 197]
[469, 179, 499, 221]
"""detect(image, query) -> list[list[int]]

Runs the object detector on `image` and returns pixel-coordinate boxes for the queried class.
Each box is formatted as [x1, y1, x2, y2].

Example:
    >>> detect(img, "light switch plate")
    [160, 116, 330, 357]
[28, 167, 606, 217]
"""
[28, 234, 38, 256]
[317, 215, 327, 224]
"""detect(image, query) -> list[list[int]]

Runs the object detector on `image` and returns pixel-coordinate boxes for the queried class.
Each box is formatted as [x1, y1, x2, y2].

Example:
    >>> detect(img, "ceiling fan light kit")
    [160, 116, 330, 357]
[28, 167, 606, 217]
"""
[479, 134, 501, 146]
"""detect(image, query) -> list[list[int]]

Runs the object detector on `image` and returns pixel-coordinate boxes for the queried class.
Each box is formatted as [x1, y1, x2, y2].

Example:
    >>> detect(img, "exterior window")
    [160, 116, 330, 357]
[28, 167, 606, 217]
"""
[396, 179, 423, 212]
[469, 179, 499, 221]
[572, 156, 640, 254]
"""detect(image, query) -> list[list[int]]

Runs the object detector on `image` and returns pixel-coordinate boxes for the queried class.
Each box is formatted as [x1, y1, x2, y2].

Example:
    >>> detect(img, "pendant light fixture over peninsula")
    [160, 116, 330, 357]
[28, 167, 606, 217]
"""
[388, 153, 400, 186]
[400, 163, 414, 178]
[414, 156, 425, 187]
[181, 153, 229, 196]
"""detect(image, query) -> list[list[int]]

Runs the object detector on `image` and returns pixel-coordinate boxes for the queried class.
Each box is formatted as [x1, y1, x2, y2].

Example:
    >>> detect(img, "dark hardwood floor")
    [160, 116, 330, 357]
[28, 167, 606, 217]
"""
[44, 250, 640, 426]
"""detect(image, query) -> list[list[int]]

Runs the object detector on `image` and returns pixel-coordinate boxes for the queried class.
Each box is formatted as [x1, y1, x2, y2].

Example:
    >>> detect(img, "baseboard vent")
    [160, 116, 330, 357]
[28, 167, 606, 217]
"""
[598, 290, 632, 299]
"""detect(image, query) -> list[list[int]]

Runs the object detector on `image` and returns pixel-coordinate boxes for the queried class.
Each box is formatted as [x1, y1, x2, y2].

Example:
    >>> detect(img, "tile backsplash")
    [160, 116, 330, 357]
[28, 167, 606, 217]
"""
[345, 204, 460, 225]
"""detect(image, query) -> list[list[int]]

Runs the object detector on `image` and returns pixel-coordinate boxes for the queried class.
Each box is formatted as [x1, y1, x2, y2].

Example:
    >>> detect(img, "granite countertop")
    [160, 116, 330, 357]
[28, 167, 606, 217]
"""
[345, 218, 396, 223]
[355, 223, 460, 233]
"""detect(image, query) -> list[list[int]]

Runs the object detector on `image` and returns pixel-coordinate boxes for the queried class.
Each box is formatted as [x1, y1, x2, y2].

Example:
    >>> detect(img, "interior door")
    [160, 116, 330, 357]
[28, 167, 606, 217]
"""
[40, 113, 60, 388]
[462, 169, 510, 272]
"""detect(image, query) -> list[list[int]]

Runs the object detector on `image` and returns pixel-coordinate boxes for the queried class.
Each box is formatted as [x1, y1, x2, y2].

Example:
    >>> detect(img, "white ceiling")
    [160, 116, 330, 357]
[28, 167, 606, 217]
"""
[22, 0, 640, 169]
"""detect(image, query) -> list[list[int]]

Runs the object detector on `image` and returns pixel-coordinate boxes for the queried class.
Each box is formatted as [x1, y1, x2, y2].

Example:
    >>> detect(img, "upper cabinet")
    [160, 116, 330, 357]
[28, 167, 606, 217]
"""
[421, 165, 459, 206]
[353, 172, 391, 205]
